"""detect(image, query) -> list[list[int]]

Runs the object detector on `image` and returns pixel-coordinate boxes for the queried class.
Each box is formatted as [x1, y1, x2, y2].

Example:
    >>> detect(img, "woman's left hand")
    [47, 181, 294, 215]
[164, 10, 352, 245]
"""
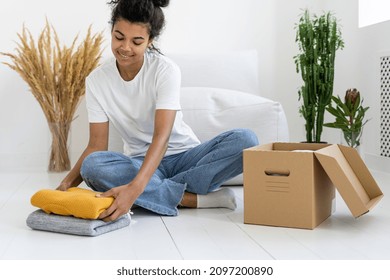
[97, 183, 143, 222]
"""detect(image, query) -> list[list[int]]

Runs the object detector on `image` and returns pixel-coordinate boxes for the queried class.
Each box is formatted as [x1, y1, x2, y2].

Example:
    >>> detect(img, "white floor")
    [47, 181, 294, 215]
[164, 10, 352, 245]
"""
[0, 170, 389, 260]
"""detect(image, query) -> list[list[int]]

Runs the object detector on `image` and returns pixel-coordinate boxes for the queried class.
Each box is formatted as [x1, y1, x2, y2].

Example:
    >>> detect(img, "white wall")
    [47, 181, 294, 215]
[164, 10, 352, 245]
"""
[357, 18, 390, 172]
[359, 0, 390, 27]
[0, 0, 373, 172]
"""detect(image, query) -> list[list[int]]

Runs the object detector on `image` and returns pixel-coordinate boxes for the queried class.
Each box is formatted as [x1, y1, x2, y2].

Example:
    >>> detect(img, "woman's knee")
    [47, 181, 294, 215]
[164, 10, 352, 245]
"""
[80, 151, 138, 191]
[80, 151, 128, 180]
[80, 151, 108, 179]
[233, 128, 259, 149]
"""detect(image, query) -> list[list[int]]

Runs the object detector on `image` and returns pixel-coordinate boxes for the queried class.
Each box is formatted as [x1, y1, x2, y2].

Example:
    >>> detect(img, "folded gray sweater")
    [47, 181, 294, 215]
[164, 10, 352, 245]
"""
[26, 209, 131, 237]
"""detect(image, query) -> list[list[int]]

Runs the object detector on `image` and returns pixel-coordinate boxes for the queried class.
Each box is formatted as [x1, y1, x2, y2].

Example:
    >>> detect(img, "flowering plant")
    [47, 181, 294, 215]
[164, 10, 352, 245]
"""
[324, 88, 369, 148]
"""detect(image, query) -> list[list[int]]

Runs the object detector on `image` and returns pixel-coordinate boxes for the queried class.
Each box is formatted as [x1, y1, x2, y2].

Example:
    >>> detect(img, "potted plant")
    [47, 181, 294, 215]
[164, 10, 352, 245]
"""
[324, 88, 370, 149]
[294, 9, 344, 143]
[1, 19, 103, 172]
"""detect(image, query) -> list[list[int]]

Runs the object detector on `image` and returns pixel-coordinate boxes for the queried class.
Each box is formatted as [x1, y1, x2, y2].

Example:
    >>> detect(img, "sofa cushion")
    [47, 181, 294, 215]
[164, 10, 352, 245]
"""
[180, 87, 289, 185]
[180, 87, 288, 144]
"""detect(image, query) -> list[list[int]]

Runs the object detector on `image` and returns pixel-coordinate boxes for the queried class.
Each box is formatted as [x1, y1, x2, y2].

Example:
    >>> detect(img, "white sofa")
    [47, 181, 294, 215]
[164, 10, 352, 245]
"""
[109, 50, 289, 185]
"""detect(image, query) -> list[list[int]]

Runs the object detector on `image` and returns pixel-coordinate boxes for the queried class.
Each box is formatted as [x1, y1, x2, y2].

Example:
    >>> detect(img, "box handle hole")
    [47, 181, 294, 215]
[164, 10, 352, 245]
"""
[264, 169, 290, 177]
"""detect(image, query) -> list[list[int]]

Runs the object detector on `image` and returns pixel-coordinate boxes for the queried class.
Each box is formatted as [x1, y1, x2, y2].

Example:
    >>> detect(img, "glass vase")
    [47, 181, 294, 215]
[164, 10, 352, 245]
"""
[340, 130, 364, 157]
[47, 121, 71, 172]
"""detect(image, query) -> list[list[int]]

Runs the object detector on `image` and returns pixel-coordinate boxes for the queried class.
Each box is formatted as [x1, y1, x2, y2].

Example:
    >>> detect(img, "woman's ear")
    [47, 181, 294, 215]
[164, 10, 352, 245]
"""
[148, 39, 154, 48]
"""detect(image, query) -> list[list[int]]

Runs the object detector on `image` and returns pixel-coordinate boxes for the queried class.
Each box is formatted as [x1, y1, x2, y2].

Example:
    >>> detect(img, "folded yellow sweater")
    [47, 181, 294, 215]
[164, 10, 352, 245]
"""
[30, 188, 114, 219]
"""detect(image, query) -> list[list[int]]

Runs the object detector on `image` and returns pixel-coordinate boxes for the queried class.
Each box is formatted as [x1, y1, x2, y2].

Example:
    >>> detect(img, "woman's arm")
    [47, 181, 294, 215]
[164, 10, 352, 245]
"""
[132, 109, 177, 187]
[57, 122, 109, 191]
[97, 109, 177, 221]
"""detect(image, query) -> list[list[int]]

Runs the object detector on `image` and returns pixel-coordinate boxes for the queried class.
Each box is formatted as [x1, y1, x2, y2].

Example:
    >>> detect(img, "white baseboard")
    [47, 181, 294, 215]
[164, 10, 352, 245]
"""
[364, 153, 390, 174]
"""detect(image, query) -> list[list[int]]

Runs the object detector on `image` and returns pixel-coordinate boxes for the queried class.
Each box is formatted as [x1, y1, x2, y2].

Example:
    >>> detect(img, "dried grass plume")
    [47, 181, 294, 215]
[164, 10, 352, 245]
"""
[1, 19, 104, 172]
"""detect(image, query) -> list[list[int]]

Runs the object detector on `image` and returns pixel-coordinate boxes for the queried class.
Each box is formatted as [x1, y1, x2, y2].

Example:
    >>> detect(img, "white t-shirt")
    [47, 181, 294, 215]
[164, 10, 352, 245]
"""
[85, 51, 200, 157]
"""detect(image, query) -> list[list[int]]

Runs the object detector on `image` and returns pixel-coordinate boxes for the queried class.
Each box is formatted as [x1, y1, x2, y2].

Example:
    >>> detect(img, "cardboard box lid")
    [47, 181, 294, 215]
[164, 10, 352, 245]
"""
[314, 144, 384, 218]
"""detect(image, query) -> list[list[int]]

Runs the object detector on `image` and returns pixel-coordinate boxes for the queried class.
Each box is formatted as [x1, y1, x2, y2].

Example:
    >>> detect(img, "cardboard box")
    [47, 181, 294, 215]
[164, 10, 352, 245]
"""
[243, 143, 384, 229]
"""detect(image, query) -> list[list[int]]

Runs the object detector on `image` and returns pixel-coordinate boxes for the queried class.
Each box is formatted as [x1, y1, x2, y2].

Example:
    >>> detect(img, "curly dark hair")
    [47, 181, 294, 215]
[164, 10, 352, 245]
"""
[107, 0, 169, 40]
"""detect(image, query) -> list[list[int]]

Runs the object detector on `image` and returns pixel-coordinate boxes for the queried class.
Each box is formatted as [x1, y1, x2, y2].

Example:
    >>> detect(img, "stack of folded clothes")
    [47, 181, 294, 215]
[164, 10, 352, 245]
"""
[26, 187, 131, 236]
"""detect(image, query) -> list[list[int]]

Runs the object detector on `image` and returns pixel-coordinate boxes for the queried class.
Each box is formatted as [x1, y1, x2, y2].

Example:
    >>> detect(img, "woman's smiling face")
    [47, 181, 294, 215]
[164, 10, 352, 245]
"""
[111, 19, 151, 76]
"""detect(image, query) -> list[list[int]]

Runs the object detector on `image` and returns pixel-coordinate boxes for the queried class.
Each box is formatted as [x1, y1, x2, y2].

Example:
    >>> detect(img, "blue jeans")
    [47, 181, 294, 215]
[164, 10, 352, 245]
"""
[80, 129, 259, 216]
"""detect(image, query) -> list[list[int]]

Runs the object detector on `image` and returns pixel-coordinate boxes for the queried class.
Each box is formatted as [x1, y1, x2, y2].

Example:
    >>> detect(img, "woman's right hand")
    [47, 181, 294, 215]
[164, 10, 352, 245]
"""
[56, 122, 109, 192]
[56, 182, 72, 191]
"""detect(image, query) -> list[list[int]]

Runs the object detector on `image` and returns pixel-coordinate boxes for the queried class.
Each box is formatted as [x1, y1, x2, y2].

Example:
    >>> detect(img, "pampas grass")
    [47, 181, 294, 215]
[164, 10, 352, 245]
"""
[1, 19, 103, 172]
